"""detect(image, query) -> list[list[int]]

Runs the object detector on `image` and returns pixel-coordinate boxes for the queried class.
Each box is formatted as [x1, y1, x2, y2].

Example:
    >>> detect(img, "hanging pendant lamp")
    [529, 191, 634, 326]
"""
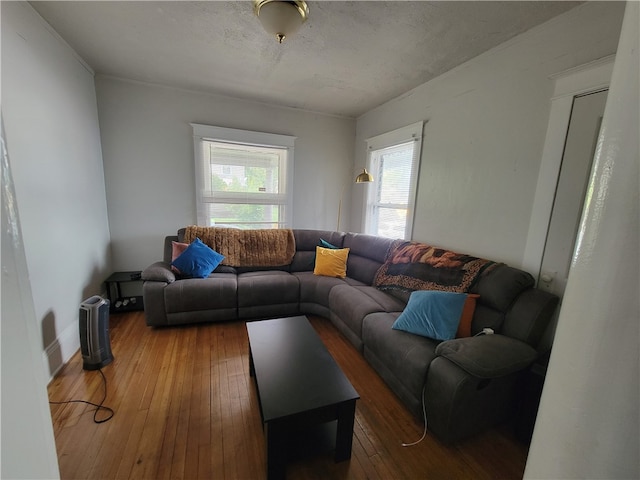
[355, 169, 374, 183]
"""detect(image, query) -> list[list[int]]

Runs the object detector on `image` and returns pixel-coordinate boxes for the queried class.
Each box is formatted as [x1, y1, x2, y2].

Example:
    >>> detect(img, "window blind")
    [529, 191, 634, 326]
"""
[364, 121, 423, 239]
[192, 124, 295, 228]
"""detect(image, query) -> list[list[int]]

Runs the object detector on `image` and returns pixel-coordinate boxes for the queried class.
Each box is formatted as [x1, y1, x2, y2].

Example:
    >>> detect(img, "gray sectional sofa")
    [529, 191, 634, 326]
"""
[142, 228, 558, 443]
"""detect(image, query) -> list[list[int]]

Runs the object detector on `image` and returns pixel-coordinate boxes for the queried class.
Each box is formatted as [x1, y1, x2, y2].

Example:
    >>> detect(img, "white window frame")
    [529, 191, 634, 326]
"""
[363, 121, 423, 239]
[191, 123, 296, 228]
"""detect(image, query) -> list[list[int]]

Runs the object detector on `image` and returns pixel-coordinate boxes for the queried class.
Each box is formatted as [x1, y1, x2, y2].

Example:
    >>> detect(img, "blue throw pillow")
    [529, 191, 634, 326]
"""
[392, 290, 468, 341]
[171, 238, 224, 278]
[319, 238, 339, 249]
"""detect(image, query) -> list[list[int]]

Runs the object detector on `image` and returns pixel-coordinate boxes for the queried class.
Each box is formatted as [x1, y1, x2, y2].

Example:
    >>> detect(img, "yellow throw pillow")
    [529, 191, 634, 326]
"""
[314, 246, 350, 278]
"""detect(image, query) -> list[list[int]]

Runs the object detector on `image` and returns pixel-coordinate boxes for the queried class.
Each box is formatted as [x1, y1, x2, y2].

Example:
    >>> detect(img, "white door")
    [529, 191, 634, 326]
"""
[538, 89, 608, 298]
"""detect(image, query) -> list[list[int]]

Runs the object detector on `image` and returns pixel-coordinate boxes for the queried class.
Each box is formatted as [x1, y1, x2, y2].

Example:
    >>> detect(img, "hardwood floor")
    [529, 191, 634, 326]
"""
[48, 312, 529, 479]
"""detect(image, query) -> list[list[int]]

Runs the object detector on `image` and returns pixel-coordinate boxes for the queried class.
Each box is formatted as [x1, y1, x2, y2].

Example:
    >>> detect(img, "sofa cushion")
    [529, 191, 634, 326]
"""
[502, 288, 558, 347]
[474, 265, 534, 311]
[294, 229, 345, 250]
[392, 290, 474, 341]
[164, 274, 237, 313]
[435, 334, 538, 378]
[290, 251, 317, 272]
[329, 285, 387, 342]
[171, 238, 225, 278]
[354, 285, 406, 313]
[237, 271, 300, 320]
[469, 304, 505, 334]
[314, 247, 349, 278]
[290, 230, 346, 272]
[329, 284, 405, 344]
[362, 312, 440, 405]
[343, 233, 395, 285]
[237, 271, 300, 308]
[294, 271, 346, 309]
[214, 265, 238, 274]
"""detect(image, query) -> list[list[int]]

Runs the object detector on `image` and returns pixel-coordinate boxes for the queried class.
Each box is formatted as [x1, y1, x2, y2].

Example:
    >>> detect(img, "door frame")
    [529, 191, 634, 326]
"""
[522, 55, 615, 285]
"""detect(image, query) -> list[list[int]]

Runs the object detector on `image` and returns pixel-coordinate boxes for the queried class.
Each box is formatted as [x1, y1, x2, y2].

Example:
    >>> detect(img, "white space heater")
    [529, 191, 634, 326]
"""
[79, 295, 113, 370]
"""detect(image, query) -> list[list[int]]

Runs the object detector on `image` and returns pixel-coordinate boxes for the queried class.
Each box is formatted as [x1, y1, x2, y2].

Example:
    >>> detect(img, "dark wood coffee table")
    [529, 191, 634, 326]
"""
[247, 316, 359, 480]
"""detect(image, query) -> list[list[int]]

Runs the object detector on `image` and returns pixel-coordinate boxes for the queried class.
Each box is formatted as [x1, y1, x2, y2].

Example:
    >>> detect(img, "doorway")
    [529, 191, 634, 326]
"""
[523, 56, 614, 352]
[538, 89, 608, 298]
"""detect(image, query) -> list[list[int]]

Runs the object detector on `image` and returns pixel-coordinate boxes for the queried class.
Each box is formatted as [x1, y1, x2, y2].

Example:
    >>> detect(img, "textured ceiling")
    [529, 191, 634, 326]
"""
[30, 1, 581, 118]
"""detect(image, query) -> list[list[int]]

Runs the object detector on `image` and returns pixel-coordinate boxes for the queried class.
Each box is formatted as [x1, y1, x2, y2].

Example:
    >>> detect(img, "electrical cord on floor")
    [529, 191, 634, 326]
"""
[402, 384, 427, 447]
[49, 368, 114, 424]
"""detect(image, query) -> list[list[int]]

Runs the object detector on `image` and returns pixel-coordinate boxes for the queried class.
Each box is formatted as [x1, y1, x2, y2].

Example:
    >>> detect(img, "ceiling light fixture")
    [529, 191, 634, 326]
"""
[253, 0, 309, 44]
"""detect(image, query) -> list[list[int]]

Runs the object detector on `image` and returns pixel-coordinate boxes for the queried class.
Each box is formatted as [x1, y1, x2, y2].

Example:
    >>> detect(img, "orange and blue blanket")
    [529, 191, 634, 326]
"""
[374, 240, 498, 294]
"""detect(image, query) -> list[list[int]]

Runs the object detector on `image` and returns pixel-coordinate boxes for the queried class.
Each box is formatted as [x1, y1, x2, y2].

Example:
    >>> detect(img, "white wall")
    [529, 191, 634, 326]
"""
[525, 2, 639, 477]
[353, 2, 625, 268]
[1, 124, 60, 480]
[96, 77, 355, 271]
[1, 2, 111, 378]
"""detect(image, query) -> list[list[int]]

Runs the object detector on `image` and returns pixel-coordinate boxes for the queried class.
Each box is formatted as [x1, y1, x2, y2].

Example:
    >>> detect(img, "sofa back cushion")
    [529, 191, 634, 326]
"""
[343, 233, 395, 285]
[502, 288, 558, 348]
[473, 265, 534, 311]
[470, 265, 536, 338]
[290, 230, 346, 272]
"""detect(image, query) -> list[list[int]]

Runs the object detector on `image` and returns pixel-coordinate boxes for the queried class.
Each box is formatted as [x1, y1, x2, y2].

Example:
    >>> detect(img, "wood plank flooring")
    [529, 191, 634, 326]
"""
[48, 312, 529, 479]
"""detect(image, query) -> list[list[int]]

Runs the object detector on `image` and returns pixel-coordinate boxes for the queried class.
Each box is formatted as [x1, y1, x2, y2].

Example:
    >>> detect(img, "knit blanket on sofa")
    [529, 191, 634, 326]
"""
[183, 226, 296, 267]
[374, 240, 498, 294]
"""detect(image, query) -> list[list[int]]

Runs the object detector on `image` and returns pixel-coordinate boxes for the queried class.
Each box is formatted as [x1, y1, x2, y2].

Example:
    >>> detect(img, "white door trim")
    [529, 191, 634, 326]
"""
[522, 55, 615, 281]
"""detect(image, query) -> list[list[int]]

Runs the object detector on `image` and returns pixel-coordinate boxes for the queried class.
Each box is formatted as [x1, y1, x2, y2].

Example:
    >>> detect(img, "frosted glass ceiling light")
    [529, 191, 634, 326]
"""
[254, 0, 309, 44]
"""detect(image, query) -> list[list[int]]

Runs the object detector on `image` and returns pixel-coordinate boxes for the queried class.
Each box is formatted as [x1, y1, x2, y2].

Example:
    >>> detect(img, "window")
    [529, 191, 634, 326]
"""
[192, 124, 295, 229]
[364, 121, 423, 239]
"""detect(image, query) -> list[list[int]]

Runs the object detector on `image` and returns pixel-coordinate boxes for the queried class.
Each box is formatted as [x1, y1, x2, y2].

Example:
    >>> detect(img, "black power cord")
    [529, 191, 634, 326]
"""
[49, 368, 114, 424]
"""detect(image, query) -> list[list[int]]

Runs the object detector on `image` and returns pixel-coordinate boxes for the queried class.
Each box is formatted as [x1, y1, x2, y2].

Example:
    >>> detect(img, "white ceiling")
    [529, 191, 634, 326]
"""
[30, 1, 581, 118]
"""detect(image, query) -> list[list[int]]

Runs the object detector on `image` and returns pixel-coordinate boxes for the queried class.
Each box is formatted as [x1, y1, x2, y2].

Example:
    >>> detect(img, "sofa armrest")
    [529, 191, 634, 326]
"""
[142, 261, 176, 283]
[424, 354, 524, 443]
[435, 334, 537, 378]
